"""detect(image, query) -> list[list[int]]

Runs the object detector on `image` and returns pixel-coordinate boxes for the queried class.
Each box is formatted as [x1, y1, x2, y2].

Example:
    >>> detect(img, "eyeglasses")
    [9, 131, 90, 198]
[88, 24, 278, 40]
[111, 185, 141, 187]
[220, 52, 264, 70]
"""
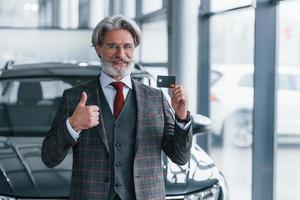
[104, 43, 135, 54]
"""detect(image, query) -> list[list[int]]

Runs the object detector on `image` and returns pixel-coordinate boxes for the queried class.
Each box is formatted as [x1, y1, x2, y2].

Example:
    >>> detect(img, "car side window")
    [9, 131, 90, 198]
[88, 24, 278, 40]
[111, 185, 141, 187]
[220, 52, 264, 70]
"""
[40, 80, 72, 101]
[3, 81, 20, 104]
[0, 77, 93, 136]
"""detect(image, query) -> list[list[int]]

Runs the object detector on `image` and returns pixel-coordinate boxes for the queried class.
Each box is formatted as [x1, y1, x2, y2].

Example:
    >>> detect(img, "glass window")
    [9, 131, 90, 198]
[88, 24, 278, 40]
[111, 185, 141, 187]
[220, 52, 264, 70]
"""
[210, 9, 255, 200]
[211, 70, 223, 86]
[0, 0, 39, 27]
[124, 0, 136, 18]
[237, 73, 300, 90]
[211, 11, 254, 64]
[144, 66, 168, 87]
[210, 0, 252, 12]
[141, 19, 168, 63]
[278, 74, 290, 90]
[239, 74, 253, 87]
[0, 0, 106, 29]
[277, 2, 300, 199]
[0, 29, 98, 68]
[142, 0, 163, 14]
[291, 75, 300, 91]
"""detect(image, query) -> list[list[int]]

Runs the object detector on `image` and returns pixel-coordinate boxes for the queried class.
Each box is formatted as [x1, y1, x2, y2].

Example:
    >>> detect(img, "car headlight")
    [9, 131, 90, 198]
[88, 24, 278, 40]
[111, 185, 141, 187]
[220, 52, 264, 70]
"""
[184, 184, 220, 200]
[0, 196, 15, 200]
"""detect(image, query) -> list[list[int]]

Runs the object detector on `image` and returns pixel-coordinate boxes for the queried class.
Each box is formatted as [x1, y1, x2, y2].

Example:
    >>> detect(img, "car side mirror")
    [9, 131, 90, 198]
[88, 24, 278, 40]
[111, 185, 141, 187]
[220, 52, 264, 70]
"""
[192, 114, 212, 135]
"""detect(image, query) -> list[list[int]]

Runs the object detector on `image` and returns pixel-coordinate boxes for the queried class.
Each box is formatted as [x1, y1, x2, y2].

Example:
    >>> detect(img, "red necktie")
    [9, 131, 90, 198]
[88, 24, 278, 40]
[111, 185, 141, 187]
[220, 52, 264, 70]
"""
[110, 82, 125, 118]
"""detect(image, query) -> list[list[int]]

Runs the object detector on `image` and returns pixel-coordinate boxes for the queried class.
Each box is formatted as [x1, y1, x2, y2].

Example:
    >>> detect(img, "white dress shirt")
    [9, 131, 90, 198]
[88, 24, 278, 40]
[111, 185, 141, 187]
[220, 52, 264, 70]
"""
[66, 72, 191, 141]
[98, 71, 132, 113]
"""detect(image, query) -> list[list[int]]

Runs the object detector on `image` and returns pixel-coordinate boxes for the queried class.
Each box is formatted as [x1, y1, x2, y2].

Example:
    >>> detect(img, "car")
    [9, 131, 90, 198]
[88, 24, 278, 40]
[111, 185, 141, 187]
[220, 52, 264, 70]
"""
[210, 64, 300, 148]
[0, 61, 228, 200]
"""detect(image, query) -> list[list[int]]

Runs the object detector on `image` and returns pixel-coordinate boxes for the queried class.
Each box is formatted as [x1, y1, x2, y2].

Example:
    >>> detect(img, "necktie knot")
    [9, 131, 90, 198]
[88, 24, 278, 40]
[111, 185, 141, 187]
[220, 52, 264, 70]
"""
[110, 82, 125, 91]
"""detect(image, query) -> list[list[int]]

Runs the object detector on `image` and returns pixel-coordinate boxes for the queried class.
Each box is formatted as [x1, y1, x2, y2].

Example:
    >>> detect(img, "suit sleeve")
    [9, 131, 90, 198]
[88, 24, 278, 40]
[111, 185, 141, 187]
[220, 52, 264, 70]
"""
[161, 91, 193, 165]
[41, 90, 78, 168]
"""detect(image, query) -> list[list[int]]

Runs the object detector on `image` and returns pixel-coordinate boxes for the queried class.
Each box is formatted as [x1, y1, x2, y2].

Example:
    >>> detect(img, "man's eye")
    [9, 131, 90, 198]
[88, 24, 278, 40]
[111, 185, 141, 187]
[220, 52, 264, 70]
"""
[124, 45, 134, 49]
[107, 44, 117, 49]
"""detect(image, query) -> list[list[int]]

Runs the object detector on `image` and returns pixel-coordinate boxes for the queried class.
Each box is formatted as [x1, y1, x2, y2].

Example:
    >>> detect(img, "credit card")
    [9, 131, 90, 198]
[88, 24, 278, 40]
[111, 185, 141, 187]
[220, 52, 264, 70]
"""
[157, 75, 176, 88]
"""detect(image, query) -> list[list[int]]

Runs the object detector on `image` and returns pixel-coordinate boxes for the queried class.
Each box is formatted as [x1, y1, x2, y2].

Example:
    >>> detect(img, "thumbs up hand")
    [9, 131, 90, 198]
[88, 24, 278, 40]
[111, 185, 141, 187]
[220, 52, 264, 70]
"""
[69, 92, 99, 132]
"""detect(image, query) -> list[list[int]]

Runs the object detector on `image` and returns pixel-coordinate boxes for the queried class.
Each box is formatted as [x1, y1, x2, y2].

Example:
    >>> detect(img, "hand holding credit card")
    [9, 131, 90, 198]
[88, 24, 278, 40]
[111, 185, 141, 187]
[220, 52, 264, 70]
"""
[157, 75, 188, 120]
[157, 76, 176, 88]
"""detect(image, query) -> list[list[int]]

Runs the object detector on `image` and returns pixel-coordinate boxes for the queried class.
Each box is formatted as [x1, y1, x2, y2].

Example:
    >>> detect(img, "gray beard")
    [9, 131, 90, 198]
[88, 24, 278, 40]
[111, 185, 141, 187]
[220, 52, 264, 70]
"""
[100, 58, 134, 79]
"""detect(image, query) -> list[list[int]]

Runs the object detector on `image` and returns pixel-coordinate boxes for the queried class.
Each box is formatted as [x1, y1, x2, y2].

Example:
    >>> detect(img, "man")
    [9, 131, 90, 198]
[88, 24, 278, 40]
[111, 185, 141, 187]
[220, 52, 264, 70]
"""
[42, 15, 192, 200]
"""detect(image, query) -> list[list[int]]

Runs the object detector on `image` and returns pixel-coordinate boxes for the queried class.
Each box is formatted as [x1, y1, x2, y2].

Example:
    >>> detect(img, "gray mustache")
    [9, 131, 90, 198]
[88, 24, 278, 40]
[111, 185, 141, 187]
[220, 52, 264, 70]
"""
[111, 57, 135, 63]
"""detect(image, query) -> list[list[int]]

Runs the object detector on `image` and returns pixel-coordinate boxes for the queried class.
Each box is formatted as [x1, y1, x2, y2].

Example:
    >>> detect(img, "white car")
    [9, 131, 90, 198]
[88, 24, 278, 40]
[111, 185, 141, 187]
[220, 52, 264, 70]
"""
[210, 64, 300, 147]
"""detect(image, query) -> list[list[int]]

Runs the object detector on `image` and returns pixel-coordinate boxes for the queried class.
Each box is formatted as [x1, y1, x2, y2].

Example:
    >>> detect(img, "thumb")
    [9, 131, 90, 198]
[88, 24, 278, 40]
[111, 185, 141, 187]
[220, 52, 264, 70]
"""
[78, 91, 87, 107]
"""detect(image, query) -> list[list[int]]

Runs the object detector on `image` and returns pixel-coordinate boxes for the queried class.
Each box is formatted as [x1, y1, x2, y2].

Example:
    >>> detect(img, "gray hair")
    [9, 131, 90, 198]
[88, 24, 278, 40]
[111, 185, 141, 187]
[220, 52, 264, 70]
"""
[91, 15, 142, 47]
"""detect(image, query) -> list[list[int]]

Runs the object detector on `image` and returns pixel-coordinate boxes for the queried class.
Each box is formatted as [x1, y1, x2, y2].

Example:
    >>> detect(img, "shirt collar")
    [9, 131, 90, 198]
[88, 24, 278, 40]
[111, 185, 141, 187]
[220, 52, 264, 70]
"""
[100, 71, 132, 89]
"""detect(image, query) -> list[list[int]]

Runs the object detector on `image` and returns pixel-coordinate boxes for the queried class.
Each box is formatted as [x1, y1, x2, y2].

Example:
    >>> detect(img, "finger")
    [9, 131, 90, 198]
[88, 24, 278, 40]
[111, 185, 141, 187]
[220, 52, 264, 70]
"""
[171, 84, 180, 90]
[172, 88, 184, 97]
[90, 119, 99, 127]
[78, 91, 87, 107]
[172, 92, 185, 100]
[90, 112, 99, 118]
[173, 97, 185, 104]
[87, 105, 99, 112]
[86, 110, 98, 118]
[89, 112, 99, 120]
[172, 86, 184, 95]
[85, 116, 97, 126]
[94, 120, 99, 126]
[170, 84, 176, 88]
[173, 95, 187, 104]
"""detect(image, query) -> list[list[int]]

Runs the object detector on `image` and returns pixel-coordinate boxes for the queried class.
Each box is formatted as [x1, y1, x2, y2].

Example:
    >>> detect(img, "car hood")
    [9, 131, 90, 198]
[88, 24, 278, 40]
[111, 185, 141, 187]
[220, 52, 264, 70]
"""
[0, 137, 219, 198]
[0, 137, 72, 198]
[163, 143, 220, 195]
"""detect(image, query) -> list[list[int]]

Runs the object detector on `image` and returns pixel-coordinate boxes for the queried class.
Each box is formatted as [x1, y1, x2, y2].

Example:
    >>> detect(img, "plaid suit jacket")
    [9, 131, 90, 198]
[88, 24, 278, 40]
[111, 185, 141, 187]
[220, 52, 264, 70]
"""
[41, 76, 193, 200]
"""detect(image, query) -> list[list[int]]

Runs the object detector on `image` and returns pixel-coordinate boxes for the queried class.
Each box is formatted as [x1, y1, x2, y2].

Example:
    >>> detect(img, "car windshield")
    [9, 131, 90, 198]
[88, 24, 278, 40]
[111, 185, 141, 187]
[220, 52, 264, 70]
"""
[0, 76, 92, 137]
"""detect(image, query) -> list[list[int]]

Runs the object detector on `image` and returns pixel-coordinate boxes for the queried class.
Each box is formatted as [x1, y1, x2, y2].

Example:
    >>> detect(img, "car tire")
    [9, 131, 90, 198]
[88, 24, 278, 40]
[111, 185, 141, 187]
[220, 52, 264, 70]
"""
[223, 110, 253, 148]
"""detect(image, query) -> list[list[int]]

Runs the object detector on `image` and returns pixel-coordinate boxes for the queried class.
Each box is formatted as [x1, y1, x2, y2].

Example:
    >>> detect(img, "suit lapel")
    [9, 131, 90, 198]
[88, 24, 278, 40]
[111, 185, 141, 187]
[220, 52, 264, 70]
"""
[132, 79, 145, 153]
[84, 76, 110, 153]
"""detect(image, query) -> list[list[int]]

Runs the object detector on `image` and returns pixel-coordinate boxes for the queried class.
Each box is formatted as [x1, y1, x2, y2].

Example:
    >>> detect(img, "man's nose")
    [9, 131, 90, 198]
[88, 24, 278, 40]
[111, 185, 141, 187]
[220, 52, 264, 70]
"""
[115, 46, 126, 57]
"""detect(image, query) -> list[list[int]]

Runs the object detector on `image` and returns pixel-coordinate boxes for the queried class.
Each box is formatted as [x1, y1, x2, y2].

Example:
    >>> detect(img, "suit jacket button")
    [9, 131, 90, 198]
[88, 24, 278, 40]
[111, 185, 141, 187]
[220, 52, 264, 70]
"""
[115, 183, 121, 187]
[115, 162, 120, 167]
[115, 143, 121, 147]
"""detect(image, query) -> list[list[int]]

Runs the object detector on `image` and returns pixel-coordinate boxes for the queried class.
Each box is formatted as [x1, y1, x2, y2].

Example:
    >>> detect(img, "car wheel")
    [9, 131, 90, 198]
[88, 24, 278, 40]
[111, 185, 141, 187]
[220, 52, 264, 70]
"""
[224, 110, 253, 148]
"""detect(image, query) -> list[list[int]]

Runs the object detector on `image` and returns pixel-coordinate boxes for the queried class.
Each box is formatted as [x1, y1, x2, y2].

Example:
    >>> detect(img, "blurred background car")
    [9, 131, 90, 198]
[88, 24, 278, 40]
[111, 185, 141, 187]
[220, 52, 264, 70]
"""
[210, 64, 300, 148]
[0, 61, 228, 200]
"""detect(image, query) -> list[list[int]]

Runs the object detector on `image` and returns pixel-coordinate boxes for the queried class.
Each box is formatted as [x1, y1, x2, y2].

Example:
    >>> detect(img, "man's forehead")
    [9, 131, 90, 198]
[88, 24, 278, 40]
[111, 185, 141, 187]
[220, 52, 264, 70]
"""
[103, 29, 134, 44]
